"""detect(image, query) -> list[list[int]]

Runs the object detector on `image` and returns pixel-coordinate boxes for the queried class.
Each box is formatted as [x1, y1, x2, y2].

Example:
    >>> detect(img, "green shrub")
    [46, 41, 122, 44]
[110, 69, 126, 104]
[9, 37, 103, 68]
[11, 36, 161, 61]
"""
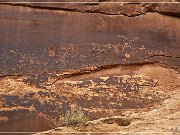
[64, 109, 89, 126]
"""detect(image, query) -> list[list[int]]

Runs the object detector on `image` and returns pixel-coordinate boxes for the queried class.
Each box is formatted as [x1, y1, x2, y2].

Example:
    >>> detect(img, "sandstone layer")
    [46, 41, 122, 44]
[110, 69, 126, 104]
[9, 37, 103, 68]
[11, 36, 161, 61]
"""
[0, 0, 179, 134]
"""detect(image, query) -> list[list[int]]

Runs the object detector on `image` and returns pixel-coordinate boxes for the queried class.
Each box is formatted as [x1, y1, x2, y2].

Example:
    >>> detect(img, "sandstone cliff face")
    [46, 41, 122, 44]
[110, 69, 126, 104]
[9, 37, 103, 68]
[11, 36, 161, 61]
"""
[0, 0, 179, 134]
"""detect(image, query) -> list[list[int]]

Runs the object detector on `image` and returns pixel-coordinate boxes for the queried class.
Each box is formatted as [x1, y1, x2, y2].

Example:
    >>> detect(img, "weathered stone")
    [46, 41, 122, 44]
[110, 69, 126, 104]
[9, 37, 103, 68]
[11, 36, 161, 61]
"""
[0, 1, 179, 133]
[0, 3, 179, 85]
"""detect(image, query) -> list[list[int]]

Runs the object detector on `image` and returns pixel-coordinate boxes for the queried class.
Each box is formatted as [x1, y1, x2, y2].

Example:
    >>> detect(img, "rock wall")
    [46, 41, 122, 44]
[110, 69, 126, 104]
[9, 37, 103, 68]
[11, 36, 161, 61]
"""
[0, 0, 179, 133]
[0, 1, 180, 85]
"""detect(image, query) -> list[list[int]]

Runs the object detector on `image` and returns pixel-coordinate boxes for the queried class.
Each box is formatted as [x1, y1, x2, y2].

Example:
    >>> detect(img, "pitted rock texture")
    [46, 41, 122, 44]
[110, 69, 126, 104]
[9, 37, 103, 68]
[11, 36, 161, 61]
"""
[35, 89, 180, 135]
[0, 64, 180, 132]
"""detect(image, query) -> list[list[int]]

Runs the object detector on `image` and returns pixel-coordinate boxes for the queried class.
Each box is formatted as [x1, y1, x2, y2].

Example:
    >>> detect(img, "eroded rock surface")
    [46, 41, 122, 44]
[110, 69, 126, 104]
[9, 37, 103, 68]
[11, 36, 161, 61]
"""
[1, 64, 180, 133]
[1, 0, 180, 17]
[0, 1, 179, 134]
[0, 3, 180, 85]
[36, 88, 180, 135]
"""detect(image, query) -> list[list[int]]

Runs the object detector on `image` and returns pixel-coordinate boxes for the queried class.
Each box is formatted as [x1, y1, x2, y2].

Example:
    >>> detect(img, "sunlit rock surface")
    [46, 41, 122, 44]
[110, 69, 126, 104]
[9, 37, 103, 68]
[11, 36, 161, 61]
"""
[0, 0, 179, 133]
